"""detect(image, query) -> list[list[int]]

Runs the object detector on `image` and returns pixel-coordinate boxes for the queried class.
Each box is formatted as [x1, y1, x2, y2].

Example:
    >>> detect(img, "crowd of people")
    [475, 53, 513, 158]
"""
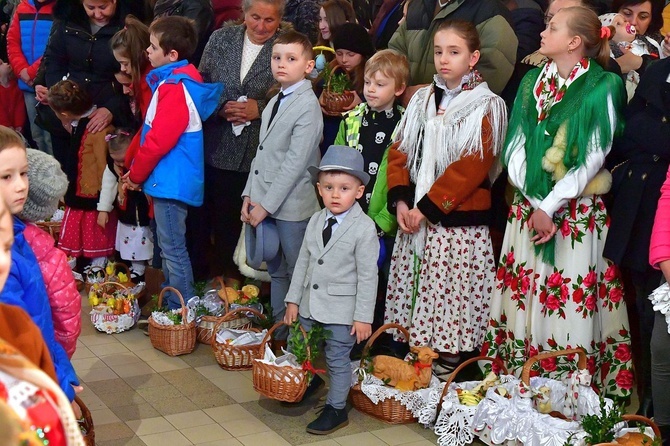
[1, 0, 670, 441]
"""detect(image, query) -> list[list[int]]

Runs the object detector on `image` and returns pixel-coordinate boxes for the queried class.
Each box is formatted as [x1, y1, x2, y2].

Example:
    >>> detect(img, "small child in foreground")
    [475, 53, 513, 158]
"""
[284, 145, 378, 435]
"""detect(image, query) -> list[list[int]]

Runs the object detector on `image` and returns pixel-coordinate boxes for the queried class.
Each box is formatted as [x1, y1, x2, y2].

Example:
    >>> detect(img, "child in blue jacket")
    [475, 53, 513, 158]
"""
[0, 125, 79, 401]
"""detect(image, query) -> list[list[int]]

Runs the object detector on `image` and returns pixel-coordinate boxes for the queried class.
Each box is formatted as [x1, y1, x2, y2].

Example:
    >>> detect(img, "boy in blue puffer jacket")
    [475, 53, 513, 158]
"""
[123, 16, 223, 309]
[0, 125, 79, 401]
[6, 0, 56, 154]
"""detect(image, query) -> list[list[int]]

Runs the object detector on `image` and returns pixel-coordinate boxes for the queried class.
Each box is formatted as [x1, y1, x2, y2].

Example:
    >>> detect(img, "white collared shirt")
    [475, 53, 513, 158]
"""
[277, 79, 307, 111]
[324, 208, 351, 234]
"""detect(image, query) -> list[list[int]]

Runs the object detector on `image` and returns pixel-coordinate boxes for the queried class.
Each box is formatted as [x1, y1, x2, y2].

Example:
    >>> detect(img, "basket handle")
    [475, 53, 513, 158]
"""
[214, 276, 233, 314]
[85, 265, 105, 280]
[211, 307, 266, 347]
[96, 281, 130, 290]
[257, 321, 309, 359]
[156, 286, 188, 322]
[108, 262, 131, 279]
[435, 356, 509, 418]
[621, 414, 661, 439]
[521, 348, 587, 386]
[358, 323, 410, 368]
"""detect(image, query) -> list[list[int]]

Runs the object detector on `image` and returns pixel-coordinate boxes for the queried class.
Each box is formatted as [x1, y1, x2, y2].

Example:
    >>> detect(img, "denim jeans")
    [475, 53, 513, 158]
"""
[23, 92, 52, 154]
[153, 198, 194, 309]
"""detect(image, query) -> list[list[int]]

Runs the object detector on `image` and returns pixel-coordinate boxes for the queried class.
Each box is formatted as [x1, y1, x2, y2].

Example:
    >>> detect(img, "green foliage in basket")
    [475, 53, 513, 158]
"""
[193, 303, 211, 318]
[288, 321, 331, 367]
[322, 65, 351, 94]
[165, 311, 183, 325]
[192, 280, 208, 299]
[578, 397, 624, 444]
[255, 302, 275, 330]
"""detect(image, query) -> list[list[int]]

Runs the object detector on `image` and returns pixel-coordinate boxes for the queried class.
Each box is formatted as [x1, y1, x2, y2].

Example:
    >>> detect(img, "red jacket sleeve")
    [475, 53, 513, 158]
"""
[129, 82, 190, 184]
[6, 10, 30, 76]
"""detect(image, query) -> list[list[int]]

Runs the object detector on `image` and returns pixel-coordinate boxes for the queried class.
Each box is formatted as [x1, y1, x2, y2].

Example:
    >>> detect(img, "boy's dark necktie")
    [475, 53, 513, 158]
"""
[268, 92, 284, 125]
[322, 217, 337, 246]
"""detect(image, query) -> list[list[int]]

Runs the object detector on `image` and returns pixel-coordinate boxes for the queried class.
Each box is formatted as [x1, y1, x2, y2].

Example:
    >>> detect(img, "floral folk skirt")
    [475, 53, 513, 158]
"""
[384, 223, 495, 353]
[482, 193, 633, 398]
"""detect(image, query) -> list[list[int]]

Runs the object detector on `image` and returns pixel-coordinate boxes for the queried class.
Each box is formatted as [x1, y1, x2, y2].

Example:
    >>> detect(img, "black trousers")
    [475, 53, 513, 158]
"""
[202, 164, 248, 278]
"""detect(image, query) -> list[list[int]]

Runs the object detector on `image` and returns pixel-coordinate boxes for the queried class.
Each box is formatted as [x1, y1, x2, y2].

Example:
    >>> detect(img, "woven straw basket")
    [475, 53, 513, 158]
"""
[211, 307, 265, 370]
[252, 322, 310, 402]
[148, 286, 196, 356]
[350, 323, 418, 424]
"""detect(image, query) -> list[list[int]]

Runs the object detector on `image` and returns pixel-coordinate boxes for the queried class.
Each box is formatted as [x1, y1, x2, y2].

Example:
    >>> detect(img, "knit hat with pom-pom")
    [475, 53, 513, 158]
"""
[18, 149, 68, 222]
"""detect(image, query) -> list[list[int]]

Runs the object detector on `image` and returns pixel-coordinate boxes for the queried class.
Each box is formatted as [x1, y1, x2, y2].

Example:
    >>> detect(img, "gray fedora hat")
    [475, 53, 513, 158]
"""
[308, 145, 370, 186]
[245, 215, 280, 269]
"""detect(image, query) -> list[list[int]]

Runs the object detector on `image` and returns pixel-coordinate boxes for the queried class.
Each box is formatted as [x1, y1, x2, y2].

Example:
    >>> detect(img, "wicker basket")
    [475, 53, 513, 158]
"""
[148, 286, 196, 356]
[36, 220, 62, 245]
[197, 277, 251, 344]
[320, 66, 354, 115]
[89, 281, 141, 334]
[350, 323, 418, 424]
[252, 321, 310, 402]
[592, 414, 661, 445]
[75, 396, 95, 446]
[435, 355, 509, 419]
[212, 307, 266, 370]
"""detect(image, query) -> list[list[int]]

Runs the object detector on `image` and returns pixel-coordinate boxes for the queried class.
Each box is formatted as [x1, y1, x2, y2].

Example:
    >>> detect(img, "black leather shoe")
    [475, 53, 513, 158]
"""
[636, 393, 653, 418]
[306, 404, 349, 435]
[280, 375, 324, 406]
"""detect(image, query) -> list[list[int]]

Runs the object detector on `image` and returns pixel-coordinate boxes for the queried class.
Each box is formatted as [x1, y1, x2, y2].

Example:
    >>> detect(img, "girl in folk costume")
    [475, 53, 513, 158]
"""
[48, 80, 117, 267]
[384, 20, 507, 361]
[482, 6, 634, 398]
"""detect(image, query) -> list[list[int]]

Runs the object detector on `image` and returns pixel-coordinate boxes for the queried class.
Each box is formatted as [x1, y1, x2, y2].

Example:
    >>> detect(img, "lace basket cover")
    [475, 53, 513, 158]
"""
[350, 363, 443, 418]
[472, 373, 607, 446]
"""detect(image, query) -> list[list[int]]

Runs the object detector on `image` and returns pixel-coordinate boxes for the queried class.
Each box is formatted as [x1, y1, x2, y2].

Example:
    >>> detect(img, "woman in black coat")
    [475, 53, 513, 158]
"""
[604, 57, 670, 418]
[37, 0, 141, 162]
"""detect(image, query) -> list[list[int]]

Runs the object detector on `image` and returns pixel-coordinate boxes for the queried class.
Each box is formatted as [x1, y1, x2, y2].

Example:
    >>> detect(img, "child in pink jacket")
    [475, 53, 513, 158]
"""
[18, 148, 80, 358]
[649, 165, 670, 441]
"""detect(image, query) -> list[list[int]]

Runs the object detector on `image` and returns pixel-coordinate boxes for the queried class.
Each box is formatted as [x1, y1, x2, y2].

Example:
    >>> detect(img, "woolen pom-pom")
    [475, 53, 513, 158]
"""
[18, 149, 68, 222]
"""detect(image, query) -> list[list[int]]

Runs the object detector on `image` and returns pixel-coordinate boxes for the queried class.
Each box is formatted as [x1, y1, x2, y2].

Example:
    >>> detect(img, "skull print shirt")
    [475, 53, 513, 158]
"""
[356, 103, 403, 213]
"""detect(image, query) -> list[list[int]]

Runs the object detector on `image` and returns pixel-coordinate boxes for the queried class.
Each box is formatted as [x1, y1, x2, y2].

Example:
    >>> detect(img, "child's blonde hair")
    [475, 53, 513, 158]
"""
[0, 126, 27, 153]
[364, 49, 409, 90]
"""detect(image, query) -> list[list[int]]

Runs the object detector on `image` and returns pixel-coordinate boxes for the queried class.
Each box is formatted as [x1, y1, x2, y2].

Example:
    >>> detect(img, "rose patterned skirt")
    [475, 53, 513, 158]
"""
[384, 223, 495, 353]
[482, 193, 633, 398]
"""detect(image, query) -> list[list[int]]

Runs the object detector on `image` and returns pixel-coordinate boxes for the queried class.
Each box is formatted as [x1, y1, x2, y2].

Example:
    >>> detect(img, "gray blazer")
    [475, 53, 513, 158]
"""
[242, 81, 323, 221]
[199, 24, 281, 172]
[285, 203, 378, 325]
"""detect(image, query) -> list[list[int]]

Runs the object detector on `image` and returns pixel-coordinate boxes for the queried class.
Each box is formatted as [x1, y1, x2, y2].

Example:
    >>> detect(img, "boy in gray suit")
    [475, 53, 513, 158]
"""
[241, 30, 323, 340]
[284, 146, 379, 435]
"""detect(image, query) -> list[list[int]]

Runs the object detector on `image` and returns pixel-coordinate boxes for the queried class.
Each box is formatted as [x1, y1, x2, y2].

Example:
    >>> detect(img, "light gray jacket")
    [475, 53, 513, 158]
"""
[242, 80, 322, 221]
[285, 203, 378, 325]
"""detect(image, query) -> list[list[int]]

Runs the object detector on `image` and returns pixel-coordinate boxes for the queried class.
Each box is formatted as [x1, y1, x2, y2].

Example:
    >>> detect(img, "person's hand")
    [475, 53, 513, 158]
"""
[663, 33, 670, 57]
[97, 211, 108, 229]
[659, 259, 670, 284]
[247, 202, 268, 227]
[241, 196, 252, 222]
[284, 303, 299, 324]
[615, 52, 643, 74]
[121, 171, 141, 191]
[407, 207, 426, 233]
[223, 99, 259, 124]
[86, 107, 113, 133]
[19, 68, 32, 85]
[35, 84, 48, 103]
[528, 209, 557, 245]
[396, 201, 411, 233]
[351, 321, 372, 344]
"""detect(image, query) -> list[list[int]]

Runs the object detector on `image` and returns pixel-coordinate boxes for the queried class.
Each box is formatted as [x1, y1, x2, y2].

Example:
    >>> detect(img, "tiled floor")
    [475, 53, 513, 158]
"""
[75, 297, 441, 446]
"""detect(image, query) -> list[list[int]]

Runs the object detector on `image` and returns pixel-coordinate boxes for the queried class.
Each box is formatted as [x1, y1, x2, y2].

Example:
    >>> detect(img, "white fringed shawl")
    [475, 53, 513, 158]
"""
[393, 80, 507, 254]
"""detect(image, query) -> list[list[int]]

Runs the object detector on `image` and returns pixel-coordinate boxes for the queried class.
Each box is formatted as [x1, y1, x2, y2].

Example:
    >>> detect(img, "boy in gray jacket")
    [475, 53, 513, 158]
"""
[284, 145, 378, 435]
